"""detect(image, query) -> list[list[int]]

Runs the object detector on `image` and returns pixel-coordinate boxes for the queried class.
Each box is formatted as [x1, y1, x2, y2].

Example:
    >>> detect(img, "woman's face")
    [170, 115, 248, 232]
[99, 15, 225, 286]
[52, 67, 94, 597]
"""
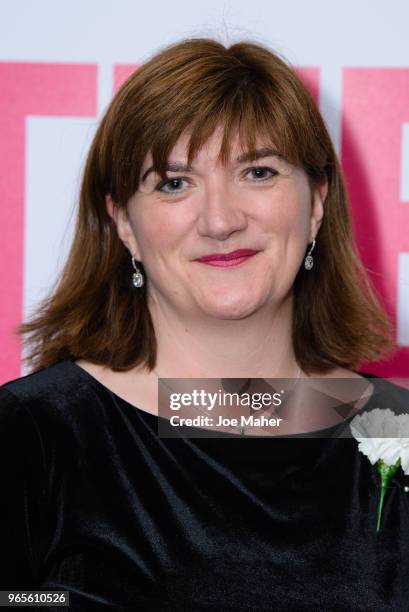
[107, 126, 327, 320]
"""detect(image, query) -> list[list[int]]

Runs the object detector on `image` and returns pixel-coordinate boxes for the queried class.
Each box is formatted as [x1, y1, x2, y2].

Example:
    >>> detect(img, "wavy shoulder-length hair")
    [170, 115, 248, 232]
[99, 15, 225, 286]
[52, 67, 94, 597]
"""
[18, 37, 395, 374]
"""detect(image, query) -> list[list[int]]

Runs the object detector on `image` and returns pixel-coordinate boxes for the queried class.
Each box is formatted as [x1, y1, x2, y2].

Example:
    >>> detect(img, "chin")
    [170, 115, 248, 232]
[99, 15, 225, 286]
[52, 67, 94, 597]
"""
[199, 299, 264, 320]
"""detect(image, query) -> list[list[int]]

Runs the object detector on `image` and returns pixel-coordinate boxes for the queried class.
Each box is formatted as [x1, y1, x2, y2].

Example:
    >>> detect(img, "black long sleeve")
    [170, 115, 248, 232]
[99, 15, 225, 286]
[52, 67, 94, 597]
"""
[0, 387, 48, 588]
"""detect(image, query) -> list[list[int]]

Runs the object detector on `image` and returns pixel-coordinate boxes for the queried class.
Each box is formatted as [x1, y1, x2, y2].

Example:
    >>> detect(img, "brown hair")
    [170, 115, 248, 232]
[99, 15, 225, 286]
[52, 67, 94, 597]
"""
[18, 37, 396, 374]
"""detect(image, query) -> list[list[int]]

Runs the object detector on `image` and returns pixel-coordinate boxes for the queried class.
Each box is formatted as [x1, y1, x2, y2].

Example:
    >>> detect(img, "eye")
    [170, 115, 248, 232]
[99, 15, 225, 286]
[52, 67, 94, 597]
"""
[244, 166, 278, 181]
[155, 177, 189, 195]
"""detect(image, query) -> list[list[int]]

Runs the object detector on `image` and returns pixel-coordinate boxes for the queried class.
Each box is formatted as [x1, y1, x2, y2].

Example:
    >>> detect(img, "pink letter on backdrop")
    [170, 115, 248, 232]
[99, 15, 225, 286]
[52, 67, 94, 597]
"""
[0, 63, 96, 383]
[342, 69, 409, 376]
[295, 68, 320, 105]
[114, 65, 138, 91]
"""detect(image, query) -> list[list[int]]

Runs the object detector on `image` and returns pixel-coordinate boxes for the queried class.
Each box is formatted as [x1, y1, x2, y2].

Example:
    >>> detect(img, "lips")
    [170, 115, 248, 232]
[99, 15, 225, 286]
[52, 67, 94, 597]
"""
[196, 249, 259, 262]
[195, 249, 259, 268]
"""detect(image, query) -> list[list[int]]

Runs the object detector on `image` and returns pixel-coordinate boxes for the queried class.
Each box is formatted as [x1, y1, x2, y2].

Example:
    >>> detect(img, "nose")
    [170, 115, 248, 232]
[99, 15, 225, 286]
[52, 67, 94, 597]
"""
[196, 180, 248, 241]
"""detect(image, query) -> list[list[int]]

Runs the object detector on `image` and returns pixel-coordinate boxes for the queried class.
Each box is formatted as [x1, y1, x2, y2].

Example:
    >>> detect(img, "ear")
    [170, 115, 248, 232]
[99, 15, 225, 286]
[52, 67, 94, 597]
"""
[105, 195, 142, 260]
[309, 179, 328, 242]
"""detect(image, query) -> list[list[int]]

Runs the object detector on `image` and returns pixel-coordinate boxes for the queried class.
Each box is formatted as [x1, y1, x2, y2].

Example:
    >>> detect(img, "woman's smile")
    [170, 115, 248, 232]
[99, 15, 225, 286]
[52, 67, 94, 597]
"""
[194, 249, 260, 268]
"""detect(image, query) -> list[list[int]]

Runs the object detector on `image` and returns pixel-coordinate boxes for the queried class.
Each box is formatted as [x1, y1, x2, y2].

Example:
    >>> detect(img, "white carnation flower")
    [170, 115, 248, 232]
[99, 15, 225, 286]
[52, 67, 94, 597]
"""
[350, 408, 409, 475]
[349, 407, 409, 532]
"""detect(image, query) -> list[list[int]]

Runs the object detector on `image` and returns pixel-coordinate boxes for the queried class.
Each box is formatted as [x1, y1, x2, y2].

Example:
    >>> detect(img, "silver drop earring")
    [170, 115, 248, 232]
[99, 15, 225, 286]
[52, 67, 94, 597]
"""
[131, 256, 144, 288]
[304, 239, 316, 270]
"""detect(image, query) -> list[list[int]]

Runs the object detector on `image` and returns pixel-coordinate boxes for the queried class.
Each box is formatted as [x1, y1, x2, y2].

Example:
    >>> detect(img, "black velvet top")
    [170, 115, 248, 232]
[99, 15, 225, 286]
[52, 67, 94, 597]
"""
[1, 359, 409, 611]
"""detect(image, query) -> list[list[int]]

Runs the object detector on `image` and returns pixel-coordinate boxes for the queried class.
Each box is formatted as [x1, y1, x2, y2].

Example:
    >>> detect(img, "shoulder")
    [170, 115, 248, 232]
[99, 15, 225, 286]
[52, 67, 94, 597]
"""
[0, 360, 97, 433]
[323, 365, 409, 404]
[1, 359, 85, 402]
[0, 360, 112, 476]
[355, 371, 409, 416]
[309, 366, 409, 417]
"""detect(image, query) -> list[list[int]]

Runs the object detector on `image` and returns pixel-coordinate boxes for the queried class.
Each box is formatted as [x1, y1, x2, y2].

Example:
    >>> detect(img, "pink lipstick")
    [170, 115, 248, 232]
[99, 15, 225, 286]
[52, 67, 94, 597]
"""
[195, 249, 259, 268]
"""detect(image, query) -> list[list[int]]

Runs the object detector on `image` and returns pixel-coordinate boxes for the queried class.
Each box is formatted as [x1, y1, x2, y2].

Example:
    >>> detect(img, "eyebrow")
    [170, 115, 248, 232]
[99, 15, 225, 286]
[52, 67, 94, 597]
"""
[140, 147, 285, 183]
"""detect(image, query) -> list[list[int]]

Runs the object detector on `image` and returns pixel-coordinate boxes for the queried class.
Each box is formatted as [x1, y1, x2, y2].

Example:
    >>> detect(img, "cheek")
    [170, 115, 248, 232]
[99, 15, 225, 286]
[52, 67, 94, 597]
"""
[260, 184, 310, 235]
[129, 208, 187, 259]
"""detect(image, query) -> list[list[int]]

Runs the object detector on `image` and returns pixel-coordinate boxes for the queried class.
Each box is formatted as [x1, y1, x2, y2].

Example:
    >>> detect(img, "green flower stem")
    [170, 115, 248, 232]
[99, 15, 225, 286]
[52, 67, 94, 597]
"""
[376, 458, 401, 532]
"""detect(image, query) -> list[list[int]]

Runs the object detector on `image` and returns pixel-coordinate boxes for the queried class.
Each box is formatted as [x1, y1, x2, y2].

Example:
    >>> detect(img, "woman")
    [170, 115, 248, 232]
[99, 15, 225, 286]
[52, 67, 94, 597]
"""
[1, 37, 409, 610]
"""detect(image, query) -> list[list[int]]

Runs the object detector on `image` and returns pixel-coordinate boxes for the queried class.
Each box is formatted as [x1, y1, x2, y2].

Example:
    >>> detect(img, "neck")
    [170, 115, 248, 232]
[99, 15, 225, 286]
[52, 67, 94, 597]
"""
[147, 293, 301, 379]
